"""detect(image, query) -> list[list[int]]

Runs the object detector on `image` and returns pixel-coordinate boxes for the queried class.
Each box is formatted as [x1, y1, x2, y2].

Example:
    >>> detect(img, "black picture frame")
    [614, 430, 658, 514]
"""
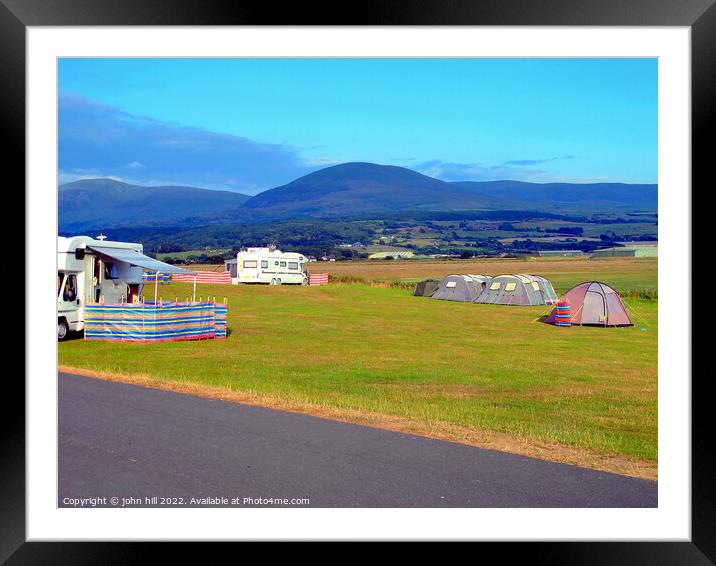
[6, 0, 705, 559]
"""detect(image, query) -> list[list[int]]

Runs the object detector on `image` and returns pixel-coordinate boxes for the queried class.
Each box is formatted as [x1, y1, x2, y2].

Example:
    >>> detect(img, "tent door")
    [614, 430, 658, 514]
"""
[582, 290, 607, 325]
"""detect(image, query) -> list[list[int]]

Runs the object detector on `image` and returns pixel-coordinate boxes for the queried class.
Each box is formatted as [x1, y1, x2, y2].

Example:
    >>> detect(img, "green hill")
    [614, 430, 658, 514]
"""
[59, 179, 250, 231]
[240, 162, 503, 218]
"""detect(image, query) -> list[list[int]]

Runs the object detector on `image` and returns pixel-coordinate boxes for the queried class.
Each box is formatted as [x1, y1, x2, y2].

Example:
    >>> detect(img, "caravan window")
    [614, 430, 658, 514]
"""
[280, 261, 286, 267]
[261, 260, 268, 269]
[243, 260, 258, 268]
[288, 262, 298, 270]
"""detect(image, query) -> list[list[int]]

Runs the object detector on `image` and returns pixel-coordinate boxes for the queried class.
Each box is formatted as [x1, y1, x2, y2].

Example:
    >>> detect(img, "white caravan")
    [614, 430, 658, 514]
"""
[233, 247, 308, 285]
[57, 235, 193, 340]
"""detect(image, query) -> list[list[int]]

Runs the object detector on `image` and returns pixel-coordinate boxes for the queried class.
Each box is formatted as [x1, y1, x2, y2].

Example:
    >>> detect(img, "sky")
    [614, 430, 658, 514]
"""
[58, 58, 657, 194]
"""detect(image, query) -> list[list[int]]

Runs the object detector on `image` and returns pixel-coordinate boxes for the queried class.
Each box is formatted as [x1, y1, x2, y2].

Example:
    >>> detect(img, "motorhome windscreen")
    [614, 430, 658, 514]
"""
[63, 275, 77, 301]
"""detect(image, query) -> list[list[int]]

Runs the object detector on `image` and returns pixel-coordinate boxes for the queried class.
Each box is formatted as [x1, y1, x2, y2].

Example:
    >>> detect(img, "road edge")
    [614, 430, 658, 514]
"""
[59, 364, 657, 481]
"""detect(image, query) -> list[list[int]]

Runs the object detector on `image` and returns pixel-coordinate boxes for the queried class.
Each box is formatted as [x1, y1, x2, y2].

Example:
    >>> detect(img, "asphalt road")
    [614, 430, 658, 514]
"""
[58, 372, 657, 508]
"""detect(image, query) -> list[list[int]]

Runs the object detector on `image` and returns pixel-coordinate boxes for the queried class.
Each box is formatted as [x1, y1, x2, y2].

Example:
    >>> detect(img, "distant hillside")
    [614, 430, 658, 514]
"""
[241, 162, 502, 218]
[58, 167, 658, 232]
[450, 180, 657, 211]
[58, 179, 250, 231]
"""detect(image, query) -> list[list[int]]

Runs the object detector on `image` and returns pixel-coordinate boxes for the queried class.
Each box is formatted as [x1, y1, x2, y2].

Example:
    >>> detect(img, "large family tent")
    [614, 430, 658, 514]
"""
[474, 274, 556, 306]
[413, 279, 441, 297]
[431, 274, 491, 302]
[547, 281, 632, 327]
[528, 274, 558, 304]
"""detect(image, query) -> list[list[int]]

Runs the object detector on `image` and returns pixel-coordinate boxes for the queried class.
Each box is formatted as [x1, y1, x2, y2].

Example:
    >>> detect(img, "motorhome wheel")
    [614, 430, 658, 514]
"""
[58, 319, 68, 341]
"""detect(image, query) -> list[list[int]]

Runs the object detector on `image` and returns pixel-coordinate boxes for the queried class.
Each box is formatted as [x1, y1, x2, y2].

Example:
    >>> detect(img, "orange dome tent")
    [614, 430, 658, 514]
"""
[547, 281, 632, 327]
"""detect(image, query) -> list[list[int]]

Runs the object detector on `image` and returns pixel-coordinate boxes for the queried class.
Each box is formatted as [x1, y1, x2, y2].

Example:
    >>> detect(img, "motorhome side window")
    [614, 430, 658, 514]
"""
[288, 262, 298, 270]
[104, 262, 118, 280]
[243, 260, 258, 268]
[280, 261, 286, 267]
[261, 260, 268, 268]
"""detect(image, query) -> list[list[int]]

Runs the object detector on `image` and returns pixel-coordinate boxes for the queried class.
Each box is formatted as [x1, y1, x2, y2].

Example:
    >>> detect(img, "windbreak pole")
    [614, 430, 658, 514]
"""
[154, 271, 159, 304]
[193, 275, 197, 302]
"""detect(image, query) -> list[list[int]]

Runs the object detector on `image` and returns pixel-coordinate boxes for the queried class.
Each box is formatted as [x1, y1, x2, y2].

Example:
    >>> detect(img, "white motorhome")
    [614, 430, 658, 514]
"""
[228, 247, 308, 285]
[57, 235, 193, 340]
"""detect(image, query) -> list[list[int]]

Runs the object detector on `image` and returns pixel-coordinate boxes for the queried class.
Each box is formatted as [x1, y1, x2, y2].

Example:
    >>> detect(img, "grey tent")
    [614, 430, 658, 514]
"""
[413, 279, 441, 297]
[474, 274, 557, 306]
[431, 274, 491, 302]
[524, 274, 558, 304]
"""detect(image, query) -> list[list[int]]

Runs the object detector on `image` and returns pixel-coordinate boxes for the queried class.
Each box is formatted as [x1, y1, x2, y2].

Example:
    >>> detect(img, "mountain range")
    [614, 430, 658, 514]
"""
[58, 163, 658, 231]
[450, 180, 658, 210]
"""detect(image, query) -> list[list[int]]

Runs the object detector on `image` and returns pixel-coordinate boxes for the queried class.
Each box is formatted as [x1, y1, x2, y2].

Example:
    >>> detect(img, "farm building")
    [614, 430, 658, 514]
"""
[546, 281, 632, 327]
[432, 275, 491, 302]
[413, 279, 441, 298]
[621, 241, 658, 247]
[592, 246, 658, 258]
[474, 274, 557, 306]
[537, 250, 584, 257]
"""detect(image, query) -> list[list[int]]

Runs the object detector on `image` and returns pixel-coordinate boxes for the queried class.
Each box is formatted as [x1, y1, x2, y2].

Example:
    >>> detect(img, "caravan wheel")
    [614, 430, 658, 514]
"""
[58, 319, 69, 341]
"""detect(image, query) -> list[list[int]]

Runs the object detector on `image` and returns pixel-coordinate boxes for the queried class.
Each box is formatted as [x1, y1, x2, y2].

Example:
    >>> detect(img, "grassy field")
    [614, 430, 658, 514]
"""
[59, 257, 657, 479]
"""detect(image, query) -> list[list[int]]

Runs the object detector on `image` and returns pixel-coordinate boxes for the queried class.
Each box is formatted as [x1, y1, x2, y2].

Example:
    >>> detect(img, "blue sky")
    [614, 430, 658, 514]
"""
[58, 58, 657, 193]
